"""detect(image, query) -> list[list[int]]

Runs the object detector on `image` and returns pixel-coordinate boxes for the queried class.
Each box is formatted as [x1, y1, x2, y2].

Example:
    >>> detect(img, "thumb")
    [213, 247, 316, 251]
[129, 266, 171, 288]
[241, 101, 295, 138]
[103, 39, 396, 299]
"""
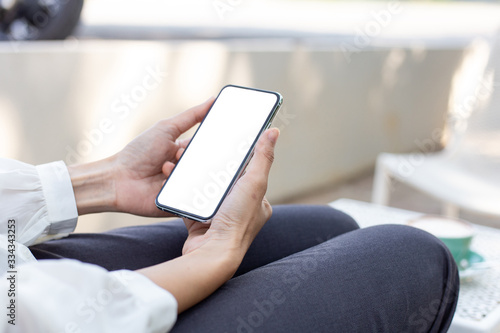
[241, 128, 280, 186]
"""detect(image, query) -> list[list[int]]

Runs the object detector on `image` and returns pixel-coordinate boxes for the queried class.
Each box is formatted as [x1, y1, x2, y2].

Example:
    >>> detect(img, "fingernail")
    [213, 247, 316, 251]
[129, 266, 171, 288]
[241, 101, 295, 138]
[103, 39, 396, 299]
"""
[267, 128, 280, 144]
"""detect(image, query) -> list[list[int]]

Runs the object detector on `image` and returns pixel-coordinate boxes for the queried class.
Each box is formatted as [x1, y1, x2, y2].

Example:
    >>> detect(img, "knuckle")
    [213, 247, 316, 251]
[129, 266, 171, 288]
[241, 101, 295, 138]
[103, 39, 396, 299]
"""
[243, 173, 268, 196]
[254, 175, 268, 191]
[157, 119, 170, 128]
[262, 200, 273, 220]
[261, 145, 275, 165]
[245, 174, 267, 193]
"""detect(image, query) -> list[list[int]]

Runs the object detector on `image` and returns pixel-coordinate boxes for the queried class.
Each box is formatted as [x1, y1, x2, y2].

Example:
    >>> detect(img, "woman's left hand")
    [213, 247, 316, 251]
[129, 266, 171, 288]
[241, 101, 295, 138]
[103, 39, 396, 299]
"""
[68, 98, 213, 216]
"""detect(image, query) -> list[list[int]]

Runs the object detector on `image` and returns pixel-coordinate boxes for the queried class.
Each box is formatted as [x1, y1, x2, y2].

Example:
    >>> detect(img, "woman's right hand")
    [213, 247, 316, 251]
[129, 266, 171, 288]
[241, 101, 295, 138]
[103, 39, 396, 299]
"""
[137, 127, 279, 313]
[182, 128, 280, 258]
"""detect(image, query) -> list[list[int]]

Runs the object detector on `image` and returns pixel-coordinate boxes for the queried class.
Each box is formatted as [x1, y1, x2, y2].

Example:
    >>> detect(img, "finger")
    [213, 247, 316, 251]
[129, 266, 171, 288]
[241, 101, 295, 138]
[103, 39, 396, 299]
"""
[176, 148, 185, 161]
[240, 128, 279, 188]
[177, 137, 191, 149]
[183, 217, 195, 231]
[162, 161, 176, 177]
[261, 196, 273, 220]
[182, 218, 211, 234]
[168, 97, 214, 138]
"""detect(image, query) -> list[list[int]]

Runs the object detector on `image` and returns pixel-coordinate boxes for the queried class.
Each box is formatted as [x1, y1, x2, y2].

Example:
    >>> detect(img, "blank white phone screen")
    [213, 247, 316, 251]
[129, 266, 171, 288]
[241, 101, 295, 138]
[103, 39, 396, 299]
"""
[157, 86, 279, 219]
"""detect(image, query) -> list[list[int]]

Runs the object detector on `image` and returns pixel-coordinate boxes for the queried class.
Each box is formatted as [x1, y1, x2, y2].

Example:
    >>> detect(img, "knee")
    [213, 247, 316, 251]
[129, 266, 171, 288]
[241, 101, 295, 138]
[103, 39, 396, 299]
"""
[367, 225, 459, 298]
[356, 225, 459, 331]
[321, 205, 360, 231]
[354, 224, 459, 296]
[387, 224, 449, 250]
[272, 204, 359, 234]
[367, 224, 456, 265]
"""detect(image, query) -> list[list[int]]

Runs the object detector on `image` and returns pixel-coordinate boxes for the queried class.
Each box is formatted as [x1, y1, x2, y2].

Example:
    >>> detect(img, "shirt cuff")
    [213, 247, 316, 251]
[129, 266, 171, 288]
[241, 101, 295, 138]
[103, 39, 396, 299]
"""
[36, 161, 78, 235]
[110, 270, 178, 332]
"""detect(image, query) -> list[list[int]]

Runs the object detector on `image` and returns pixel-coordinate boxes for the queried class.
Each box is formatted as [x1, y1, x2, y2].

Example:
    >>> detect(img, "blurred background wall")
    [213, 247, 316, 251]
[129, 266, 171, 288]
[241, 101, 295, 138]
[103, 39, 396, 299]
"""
[1, 0, 499, 231]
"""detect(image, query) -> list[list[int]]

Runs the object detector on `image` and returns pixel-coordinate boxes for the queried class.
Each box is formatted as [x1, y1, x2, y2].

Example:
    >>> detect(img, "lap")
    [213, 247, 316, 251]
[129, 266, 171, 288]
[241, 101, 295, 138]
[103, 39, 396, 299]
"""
[29, 205, 458, 332]
[173, 225, 458, 333]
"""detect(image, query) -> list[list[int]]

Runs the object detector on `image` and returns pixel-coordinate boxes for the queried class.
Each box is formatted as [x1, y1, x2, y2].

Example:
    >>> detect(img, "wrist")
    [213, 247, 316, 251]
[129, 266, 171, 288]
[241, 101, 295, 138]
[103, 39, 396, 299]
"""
[67, 156, 117, 215]
[196, 240, 246, 276]
[137, 239, 244, 313]
[205, 223, 256, 258]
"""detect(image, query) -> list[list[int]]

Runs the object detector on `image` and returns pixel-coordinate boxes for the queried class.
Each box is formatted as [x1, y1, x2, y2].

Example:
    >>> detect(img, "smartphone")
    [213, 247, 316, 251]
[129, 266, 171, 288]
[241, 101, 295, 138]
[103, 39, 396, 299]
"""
[155, 85, 283, 222]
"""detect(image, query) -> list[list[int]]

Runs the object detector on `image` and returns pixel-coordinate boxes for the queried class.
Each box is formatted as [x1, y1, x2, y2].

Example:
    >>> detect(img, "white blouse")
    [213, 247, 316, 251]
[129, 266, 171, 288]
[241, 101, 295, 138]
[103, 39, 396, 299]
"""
[0, 158, 177, 332]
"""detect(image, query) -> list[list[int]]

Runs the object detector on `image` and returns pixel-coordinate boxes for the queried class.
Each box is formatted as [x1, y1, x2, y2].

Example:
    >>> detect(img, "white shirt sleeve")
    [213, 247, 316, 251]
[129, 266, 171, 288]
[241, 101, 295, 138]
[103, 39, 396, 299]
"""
[0, 260, 177, 333]
[0, 158, 78, 247]
[0, 158, 178, 332]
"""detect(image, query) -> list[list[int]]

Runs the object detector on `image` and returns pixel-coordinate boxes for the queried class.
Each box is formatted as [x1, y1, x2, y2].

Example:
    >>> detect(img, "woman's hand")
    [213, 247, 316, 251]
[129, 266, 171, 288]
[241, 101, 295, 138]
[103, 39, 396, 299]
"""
[68, 98, 214, 216]
[69, 95, 280, 313]
[111, 98, 214, 217]
[137, 127, 279, 313]
[182, 128, 279, 257]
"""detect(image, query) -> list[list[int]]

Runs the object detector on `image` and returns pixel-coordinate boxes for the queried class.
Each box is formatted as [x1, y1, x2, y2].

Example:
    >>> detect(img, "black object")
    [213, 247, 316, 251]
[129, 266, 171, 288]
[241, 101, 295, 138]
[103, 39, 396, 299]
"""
[0, 0, 83, 40]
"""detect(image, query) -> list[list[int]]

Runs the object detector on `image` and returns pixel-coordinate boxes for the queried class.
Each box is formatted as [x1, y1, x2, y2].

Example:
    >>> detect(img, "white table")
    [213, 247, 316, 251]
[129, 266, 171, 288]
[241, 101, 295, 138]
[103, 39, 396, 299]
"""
[329, 199, 500, 333]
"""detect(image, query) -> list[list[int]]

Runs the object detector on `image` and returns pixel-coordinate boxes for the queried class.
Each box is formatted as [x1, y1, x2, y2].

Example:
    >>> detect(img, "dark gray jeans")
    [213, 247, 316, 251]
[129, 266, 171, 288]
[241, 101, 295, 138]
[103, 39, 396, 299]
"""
[30, 205, 459, 333]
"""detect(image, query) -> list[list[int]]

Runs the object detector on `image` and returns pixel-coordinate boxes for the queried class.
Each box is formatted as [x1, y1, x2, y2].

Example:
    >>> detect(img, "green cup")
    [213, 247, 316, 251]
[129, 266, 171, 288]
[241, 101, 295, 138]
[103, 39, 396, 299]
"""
[409, 216, 474, 267]
[438, 235, 473, 265]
